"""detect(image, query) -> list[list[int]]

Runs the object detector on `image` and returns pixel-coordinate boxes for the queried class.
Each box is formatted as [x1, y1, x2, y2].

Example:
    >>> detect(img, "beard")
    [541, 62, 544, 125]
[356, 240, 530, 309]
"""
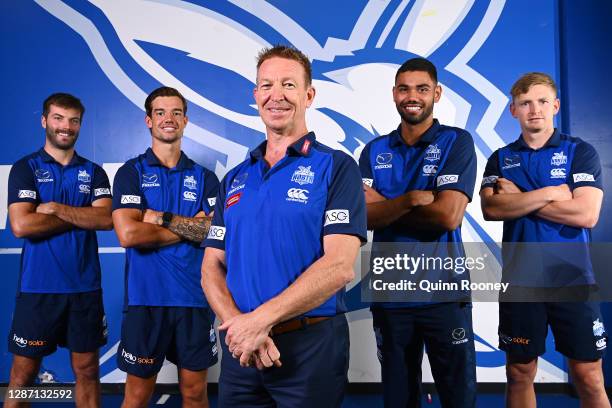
[46, 126, 78, 150]
[396, 100, 434, 125]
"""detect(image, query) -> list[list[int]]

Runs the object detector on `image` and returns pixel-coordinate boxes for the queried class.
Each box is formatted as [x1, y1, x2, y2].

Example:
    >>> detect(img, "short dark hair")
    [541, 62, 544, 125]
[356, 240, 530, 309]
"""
[510, 72, 557, 100]
[256, 45, 312, 85]
[395, 57, 438, 83]
[144, 86, 187, 117]
[43, 93, 85, 120]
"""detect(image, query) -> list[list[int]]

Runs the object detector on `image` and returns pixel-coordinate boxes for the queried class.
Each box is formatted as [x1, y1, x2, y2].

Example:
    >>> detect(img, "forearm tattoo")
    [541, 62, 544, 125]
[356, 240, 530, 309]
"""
[167, 215, 212, 242]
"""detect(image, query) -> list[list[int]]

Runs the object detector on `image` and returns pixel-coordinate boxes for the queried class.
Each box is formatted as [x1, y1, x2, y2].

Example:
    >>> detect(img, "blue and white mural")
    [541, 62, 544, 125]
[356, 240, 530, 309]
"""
[0, 0, 564, 383]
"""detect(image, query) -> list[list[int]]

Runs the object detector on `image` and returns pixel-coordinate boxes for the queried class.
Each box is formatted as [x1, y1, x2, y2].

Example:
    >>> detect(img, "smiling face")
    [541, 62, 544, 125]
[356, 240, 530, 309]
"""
[393, 70, 441, 126]
[42, 104, 81, 150]
[510, 84, 559, 136]
[254, 56, 315, 137]
[145, 96, 188, 145]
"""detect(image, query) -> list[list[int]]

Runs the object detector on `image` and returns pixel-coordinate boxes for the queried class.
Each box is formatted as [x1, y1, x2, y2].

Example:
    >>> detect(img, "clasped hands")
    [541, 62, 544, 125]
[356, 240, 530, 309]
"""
[219, 311, 282, 370]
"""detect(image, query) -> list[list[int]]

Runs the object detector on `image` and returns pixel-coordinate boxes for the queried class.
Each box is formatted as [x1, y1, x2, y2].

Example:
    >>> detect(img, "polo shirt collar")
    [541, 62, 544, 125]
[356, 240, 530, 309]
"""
[145, 147, 193, 170]
[390, 119, 441, 147]
[512, 128, 561, 151]
[38, 148, 86, 165]
[250, 132, 317, 161]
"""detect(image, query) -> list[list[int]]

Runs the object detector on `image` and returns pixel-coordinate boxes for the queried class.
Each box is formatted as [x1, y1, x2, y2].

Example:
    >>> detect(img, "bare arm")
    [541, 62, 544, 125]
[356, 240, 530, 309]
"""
[36, 198, 113, 231]
[397, 189, 469, 232]
[9, 202, 73, 239]
[364, 185, 434, 229]
[112, 208, 181, 248]
[480, 178, 572, 221]
[535, 186, 603, 228]
[142, 209, 212, 243]
[201, 247, 242, 323]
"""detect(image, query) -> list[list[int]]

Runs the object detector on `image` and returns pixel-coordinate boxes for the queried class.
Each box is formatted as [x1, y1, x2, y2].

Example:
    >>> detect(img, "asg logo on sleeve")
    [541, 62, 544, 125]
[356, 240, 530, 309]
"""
[481, 176, 498, 186]
[207, 197, 216, 207]
[324, 209, 350, 226]
[207, 226, 226, 240]
[362, 178, 373, 187]
[573, 173, 595, 183]
[121, 195, 141, 204]
[94, 188, 110, 197]
[18, 190, 37, 199]
[437, 175, 459, 187]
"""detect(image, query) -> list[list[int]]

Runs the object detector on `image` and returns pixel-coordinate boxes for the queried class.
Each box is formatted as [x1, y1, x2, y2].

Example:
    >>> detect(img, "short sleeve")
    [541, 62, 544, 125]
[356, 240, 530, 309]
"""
[202, 173, 228, 250]
[91, 164, 112, 202]
[112, 163, 144, 211]
[202, 169, 220, 215]
[569, 141, 603, 191]
[358, 142, 374, 187]
[480, 150, 502, 190]
[435, 131, 477, 201]
[323, 152, 367, 242]
[8, 159, 38, 205]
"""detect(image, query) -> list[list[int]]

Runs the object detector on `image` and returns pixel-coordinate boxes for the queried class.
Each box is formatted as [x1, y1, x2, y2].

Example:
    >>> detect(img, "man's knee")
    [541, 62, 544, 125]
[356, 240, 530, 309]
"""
[506, 357, 537, 387]
[180, 378, 207, 402]
[570, 360, 606, 397]
[9, 355, 41, 386]
[72, 353, 99, 382]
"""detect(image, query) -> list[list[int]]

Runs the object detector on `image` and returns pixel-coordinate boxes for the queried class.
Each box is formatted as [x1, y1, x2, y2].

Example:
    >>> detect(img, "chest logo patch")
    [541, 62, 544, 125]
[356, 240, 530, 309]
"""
[142, 173, 160, 187]
[184, 175, 197, 190]
[374, 153, 393, 169]
[226, 192, 242, 209]
[550, 168, 566, 179]
[291, 165, 315, 185]
[35, 169, 53, 183]
[502, 154, 521, 170]
[78, 170, 91, 183]
[286, 188, 309, 204]
[79, 184, 91, 194]
[183, 191, 197, 201]
[422, 164, 438, 176]
[551, 151, 567, 166]
[425, 144, 441, 162]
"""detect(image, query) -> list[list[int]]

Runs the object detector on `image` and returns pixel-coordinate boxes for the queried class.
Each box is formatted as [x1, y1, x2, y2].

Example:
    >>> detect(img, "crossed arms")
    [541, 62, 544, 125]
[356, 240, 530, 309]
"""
[9, 199, 113, 239]
[113, 208, 212, 248]
[480, 178, 602, 228]
[364, 184, 469, 233]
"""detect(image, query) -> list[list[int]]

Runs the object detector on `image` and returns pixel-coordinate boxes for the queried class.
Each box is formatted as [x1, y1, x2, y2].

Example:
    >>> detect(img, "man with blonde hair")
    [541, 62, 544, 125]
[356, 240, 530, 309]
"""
[481, 72, 608, 407]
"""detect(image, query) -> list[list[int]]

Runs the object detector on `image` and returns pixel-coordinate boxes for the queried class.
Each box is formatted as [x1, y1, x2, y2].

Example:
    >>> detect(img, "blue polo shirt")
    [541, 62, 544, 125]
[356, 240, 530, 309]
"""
[203, 132, 367, 317]
[359, 119, 477, 305]
[112, 148, 219, 307]
[481, 129, 602, 286]
[7, 148, 112, 293]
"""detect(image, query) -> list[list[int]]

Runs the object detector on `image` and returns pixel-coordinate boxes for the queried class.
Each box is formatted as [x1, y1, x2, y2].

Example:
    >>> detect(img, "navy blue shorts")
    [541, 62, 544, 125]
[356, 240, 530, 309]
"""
[499, 301, 607, 361]
[8, 291, 107, 357]
[218, 314, 349, 408]
[372, 302, 476, 408]
[117, 306, 218, 378]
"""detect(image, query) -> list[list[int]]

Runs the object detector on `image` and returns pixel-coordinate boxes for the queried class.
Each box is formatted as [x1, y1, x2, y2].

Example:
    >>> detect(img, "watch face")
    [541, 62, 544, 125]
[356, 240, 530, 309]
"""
[162, 212, 173, 225]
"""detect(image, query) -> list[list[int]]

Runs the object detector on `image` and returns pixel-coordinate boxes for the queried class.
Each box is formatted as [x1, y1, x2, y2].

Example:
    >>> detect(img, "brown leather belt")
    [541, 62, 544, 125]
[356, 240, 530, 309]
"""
[269, 316, 331, 336]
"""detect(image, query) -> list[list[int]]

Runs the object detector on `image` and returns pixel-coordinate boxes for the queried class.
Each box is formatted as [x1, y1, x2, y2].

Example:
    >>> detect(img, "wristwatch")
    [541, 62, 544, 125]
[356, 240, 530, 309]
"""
[161, 211, 173, 228]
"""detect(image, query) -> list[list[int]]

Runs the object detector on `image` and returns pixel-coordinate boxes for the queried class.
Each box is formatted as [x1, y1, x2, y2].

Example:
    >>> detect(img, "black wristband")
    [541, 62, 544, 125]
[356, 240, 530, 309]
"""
[161, 211, 173, 228]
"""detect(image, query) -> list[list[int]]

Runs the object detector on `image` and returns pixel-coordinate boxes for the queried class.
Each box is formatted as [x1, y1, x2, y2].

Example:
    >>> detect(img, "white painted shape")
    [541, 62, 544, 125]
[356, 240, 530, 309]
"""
[0, 165, 11, 229]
